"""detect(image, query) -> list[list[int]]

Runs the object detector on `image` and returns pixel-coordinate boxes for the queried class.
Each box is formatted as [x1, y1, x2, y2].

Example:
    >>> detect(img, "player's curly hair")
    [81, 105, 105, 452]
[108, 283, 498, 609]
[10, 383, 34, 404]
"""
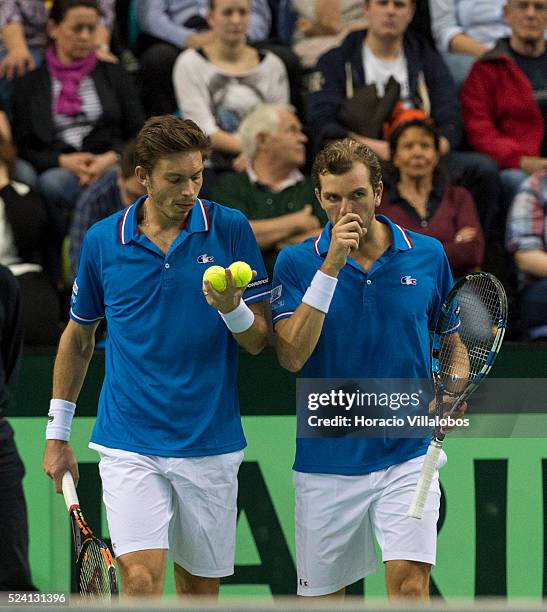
[134, 115, 211, 175]
[312, 138, 382, 193]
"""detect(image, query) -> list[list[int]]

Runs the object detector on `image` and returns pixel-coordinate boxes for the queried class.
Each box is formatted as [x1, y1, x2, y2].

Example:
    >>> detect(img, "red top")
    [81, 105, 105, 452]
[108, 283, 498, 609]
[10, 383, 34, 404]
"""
[460, 43, 544, 169]
[378, 184, 485, 276]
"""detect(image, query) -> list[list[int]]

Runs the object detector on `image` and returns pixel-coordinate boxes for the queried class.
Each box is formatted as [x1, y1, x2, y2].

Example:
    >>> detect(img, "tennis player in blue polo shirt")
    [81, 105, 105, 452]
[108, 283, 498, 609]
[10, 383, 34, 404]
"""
[42, 116, 270, 598]
[272, 138, 453, 599]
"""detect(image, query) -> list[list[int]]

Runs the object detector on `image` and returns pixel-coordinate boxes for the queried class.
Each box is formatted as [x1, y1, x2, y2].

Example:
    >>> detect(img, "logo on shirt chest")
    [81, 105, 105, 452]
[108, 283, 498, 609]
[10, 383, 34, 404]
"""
[401, 275, 417, 285]
[197, 253, 215, 263]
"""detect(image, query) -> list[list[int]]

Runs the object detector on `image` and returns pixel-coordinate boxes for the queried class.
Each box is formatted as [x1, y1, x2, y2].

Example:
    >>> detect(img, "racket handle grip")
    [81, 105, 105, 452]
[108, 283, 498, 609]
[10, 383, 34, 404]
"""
[62, 471, 80, 510]
[407, 442, 442, 520]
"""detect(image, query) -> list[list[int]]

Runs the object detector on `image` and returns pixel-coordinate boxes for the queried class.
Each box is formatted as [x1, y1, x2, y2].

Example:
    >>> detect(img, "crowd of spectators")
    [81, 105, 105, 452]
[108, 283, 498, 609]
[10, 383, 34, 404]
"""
[212, 102, 326, 275]
[0, 0, 545, 344]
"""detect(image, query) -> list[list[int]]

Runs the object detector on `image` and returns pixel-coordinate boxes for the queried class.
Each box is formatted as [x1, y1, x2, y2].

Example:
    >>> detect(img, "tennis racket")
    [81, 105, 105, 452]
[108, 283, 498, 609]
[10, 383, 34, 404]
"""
[407, 272, 507, 519]
[62, 472, 118, 599]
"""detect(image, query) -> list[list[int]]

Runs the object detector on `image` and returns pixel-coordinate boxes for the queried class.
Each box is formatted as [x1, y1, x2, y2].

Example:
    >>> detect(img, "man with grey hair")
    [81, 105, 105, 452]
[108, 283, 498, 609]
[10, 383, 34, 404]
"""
[212, 103, 325, 275]
[461, 0, 547, 202]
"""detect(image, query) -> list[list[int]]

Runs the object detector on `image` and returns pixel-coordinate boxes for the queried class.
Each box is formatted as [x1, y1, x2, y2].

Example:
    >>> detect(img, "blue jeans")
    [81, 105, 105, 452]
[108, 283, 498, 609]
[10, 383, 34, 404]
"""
[521, 278, 547, 339]
[441, 52, 476, 93]
[13, 158, 38, 189]
[36, 168, 84, 239]
[501, 169, 528, 209]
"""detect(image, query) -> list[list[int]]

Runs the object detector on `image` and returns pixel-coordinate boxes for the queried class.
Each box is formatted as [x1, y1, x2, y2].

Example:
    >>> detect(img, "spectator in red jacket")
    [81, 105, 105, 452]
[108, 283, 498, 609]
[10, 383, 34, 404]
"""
[460, 0, 547, 205]
[378, 118, 484, 276]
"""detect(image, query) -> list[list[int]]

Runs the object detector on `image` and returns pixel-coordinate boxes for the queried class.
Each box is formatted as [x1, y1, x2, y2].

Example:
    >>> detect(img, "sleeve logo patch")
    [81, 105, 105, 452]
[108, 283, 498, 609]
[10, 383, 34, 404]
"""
[247, 276, 270, 289]
[270, 284, 282, 303]
[71, 279, 79, 305]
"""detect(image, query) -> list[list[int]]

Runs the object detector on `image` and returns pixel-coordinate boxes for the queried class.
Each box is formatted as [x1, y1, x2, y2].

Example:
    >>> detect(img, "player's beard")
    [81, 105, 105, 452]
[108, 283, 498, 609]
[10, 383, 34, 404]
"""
[360, 209, 376, 241]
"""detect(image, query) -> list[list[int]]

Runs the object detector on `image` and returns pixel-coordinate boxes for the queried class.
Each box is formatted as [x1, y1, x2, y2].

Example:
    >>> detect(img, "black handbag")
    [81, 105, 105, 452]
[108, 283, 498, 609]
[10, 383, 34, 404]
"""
[338, 76, 401, 139]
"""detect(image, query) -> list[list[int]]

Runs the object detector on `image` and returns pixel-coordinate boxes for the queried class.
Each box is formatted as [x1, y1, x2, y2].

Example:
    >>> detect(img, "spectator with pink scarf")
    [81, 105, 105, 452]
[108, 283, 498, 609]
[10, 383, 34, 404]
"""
[0, 0, 116, 115]
[11, 0, 144, 252]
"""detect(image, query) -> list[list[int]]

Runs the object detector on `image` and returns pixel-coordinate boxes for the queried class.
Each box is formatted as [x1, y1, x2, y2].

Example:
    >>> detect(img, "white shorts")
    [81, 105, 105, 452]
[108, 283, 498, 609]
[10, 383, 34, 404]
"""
[294, 451, 447, 596]
[93, 444, 244, 577]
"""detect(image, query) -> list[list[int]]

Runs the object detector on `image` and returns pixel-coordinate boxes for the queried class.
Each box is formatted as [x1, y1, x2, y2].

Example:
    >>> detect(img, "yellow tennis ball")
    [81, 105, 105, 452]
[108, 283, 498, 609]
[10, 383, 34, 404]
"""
[203, 265, 227, 292]
[229, 261, 253, 288]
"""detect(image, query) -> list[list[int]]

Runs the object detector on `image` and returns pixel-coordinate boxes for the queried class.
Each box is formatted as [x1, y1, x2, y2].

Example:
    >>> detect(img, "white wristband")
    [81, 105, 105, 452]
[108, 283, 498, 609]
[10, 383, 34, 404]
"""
[46, 399, 76, 441]
[302, 270, 338, 314]
[220, 300, 255, 334]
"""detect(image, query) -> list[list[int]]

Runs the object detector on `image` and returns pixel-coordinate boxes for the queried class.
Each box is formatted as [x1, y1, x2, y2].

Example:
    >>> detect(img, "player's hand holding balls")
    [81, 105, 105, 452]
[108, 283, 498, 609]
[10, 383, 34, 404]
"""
[203, 261, 256, 314]
[228, 261, 253, 288]
[202, 265, 228, 292]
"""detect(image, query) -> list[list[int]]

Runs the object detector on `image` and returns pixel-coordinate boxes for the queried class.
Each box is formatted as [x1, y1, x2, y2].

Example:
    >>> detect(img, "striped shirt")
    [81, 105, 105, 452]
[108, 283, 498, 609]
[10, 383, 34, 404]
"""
[51, 76, 102, 150]
[506, 171, 547, 286]
[68, 169, 122, 277]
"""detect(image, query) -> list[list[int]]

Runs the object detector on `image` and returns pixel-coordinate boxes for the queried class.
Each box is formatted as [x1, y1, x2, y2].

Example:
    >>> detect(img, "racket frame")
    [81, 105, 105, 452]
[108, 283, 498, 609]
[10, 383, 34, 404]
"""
[407, 272, 507, 519]
[62, 472, 119, 598]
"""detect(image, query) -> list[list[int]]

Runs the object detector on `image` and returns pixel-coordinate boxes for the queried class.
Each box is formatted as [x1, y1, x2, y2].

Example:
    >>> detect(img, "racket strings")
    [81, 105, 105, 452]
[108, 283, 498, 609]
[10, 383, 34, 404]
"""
[438, 275, 504, 388]
[79, 541, 113, 598]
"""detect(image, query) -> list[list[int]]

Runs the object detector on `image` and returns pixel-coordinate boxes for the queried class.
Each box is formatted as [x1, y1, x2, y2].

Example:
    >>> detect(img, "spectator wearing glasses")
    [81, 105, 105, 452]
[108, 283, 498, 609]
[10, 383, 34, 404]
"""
[461, 0, 547, 208]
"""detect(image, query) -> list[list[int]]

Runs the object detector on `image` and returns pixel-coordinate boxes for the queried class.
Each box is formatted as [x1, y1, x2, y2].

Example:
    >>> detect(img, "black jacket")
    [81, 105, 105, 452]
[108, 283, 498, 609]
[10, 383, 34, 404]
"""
[307, 29, 462, 151]
[13, 61, 145, 171]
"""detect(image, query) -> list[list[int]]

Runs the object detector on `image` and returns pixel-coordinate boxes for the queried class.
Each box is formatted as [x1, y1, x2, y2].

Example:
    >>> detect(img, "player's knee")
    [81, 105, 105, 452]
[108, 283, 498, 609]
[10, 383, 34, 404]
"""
[174, 565, 219, 596]
[123, 565, 157, 595]
[397, 573, 429, 599]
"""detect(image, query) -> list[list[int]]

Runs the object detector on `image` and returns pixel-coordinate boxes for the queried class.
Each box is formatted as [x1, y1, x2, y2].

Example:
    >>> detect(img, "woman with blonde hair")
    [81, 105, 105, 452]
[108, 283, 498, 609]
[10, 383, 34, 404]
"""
[173, 0, 289, 189]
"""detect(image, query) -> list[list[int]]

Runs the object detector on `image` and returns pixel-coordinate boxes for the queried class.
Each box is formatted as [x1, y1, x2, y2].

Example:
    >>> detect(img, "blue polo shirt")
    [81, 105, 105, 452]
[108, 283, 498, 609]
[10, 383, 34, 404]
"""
[271, 215, 453, 475]
[71, 197, 270, 457]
